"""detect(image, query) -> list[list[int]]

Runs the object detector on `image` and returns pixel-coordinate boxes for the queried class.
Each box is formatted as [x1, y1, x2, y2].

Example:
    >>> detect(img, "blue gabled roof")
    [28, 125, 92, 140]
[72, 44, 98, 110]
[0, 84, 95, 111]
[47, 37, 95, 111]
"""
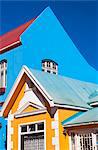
[29, 69, 98, 109]
[62, 107, 98, 127]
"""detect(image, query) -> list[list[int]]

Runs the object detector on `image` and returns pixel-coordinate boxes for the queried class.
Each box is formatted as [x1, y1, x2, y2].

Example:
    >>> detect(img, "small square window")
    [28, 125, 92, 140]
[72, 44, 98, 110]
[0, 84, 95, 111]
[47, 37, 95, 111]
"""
[42, 69, 44, 72]
[53, 72, 56, 74]
[21, 125, 27, 132]
[53, 63, 56, 69]
[37, 122, 44, 130]
[29, 124, 35, 132]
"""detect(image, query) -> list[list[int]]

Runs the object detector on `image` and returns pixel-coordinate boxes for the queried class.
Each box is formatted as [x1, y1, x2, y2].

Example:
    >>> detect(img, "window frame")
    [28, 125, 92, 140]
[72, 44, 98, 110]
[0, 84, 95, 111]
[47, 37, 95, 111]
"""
[18, 120, 46, 150]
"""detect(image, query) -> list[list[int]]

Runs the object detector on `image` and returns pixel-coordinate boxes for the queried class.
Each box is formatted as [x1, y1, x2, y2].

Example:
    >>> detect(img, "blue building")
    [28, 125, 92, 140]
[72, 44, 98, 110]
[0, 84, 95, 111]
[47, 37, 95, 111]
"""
[0, 7, 98, 149]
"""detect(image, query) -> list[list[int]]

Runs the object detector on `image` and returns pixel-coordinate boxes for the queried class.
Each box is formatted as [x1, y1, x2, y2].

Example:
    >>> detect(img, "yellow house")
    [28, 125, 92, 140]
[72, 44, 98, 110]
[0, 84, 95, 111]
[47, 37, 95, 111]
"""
[1, 66, 97, 150]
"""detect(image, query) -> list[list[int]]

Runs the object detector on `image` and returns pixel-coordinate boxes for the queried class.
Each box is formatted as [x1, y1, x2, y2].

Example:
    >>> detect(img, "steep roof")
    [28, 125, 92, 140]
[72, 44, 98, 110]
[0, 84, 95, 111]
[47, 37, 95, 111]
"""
[0, 19, 35, 54]
[62, 107, 98, 127]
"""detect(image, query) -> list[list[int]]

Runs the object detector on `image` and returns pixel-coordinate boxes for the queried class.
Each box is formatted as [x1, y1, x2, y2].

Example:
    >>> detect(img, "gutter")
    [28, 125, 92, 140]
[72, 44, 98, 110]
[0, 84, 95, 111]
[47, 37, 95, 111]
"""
[63, 121, 98, 128]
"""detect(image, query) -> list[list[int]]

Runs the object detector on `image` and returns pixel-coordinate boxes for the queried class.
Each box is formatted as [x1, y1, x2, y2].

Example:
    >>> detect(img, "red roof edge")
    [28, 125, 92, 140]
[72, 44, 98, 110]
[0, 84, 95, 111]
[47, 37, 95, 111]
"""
[0, 18, 35, 54]
[0, 41, 22, 54]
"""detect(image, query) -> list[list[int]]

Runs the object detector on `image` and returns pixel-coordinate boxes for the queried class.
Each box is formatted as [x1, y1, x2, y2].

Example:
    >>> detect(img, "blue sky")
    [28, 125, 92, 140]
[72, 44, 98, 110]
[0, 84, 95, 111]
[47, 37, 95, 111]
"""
[0, 1, 98, 71]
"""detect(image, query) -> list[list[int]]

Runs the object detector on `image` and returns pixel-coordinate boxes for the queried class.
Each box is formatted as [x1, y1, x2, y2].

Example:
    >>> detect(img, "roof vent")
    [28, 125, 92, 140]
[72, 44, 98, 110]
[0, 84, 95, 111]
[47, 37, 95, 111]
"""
[42, 59, 58, 74]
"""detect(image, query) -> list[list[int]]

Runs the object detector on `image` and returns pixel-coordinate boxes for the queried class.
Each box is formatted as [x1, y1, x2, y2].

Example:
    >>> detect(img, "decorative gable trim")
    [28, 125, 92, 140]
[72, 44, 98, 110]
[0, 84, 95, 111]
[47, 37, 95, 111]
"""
[15, 108, 47, 118]
[15, 101, 45, 115]
[1, 66, 54, 117]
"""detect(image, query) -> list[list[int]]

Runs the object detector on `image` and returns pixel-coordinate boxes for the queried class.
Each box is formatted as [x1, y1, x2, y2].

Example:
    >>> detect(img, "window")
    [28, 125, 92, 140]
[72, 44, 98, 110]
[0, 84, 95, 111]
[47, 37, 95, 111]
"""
[42, 69, 44, 72]
[21, 125, 27, 132]
[0, 59, 7, 95]
[37, 122, 44, 131]
[20, 122, 45, 150]
[71, 132, 98, 150]
[53, 63, 56, 69]
[53, 72, 56, 74]
[29, 124, 35, 132]
[79, 133, 93, 150]
[96, 134, 98, 149]
[47, 70, 51, 73]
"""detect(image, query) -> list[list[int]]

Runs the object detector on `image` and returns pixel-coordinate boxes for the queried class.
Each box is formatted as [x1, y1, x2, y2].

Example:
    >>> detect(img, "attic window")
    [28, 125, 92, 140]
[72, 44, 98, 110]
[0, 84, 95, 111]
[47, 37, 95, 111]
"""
[42, 59, 58, 74]
[0, 59, 7, 95]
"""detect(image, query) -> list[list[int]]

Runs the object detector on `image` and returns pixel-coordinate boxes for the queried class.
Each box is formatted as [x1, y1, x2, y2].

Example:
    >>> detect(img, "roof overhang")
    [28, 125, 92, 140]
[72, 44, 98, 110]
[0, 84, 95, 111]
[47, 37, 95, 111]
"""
[63, 121, 98, 128]
[90, 102, 98, 106]
[55, 104, 88, 111]
[0, 19, 35, 54]
[0, 41, 21, 54]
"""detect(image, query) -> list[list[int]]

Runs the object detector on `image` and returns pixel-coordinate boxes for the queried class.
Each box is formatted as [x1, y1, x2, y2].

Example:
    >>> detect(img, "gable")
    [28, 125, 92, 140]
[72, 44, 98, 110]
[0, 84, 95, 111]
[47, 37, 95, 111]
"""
[17, 82, 45, 110]
[14, 100, 47, 118]
[22, 105, 38, 113]
[11, 79, 46, 115]
[2, 66, 53, 117]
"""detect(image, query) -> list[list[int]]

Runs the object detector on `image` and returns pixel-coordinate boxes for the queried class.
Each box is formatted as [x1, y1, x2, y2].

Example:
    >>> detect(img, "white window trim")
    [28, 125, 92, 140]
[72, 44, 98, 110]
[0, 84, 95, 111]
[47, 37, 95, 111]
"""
[18, 120, 46, 150]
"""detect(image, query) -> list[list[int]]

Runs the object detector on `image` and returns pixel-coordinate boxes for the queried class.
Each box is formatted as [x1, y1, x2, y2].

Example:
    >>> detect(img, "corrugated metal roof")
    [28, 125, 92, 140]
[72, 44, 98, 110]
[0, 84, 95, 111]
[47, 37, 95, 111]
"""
[62, 107, 98, 126]
[89, 90, 98, 103]
[30, 69, 98, 108]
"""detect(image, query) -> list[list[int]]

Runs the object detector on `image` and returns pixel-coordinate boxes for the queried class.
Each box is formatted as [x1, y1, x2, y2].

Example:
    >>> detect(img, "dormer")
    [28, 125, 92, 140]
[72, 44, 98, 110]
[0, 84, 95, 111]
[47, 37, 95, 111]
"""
[42, 59, 58, 74]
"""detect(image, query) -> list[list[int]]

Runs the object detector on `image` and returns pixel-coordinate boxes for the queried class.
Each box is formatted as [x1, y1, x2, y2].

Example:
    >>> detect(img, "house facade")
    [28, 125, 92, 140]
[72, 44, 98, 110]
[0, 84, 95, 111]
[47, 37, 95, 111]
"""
[1, 66, 98, 150]
[0, 7, 98, 150]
